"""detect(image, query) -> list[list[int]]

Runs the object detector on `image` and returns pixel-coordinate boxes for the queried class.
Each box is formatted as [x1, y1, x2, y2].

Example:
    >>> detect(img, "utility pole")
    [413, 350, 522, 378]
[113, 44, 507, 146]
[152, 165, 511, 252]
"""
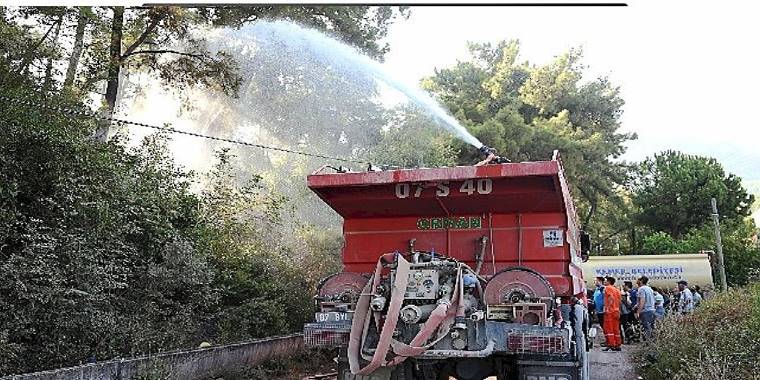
[711, 198, 728, 292]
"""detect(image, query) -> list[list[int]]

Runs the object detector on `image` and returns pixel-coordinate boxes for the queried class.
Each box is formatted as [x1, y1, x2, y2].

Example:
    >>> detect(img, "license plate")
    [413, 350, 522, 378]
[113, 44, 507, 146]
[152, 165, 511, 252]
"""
[315, 312, 353, 323]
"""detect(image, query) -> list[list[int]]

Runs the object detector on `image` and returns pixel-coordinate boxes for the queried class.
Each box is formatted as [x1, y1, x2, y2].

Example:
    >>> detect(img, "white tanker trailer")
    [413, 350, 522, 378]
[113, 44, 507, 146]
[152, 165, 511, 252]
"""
[580, 253, 714, 290]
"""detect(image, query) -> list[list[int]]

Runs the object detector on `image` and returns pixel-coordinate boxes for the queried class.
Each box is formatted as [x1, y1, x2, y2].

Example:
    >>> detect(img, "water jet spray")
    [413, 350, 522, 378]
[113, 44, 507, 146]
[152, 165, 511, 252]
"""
[238, 21, 484, 149]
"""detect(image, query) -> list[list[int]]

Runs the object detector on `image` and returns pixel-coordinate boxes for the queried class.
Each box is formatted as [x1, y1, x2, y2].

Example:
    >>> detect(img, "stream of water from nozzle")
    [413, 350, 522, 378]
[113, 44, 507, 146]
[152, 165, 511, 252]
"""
[248, 21, 483, 148]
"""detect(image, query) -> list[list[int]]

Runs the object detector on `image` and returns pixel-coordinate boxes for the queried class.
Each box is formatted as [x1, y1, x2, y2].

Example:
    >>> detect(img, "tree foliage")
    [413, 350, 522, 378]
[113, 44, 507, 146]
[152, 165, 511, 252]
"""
[422, 41, 635, 227]
[0, 6, 407, 120]
[367, 107, 459, 168]
[199, 6, 409, 59]
[0, 87, 341, 374]
[631, 150, 754, 238]
[638, 220, 760, 286]
[0, 7, 382, 374]
[618, 151, 759, 285]
[0, 88, 211, 371]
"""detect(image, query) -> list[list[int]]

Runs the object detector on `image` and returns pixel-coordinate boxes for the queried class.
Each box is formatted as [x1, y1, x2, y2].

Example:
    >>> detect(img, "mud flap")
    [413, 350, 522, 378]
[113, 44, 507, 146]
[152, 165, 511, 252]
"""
[573, 304, 590, 380]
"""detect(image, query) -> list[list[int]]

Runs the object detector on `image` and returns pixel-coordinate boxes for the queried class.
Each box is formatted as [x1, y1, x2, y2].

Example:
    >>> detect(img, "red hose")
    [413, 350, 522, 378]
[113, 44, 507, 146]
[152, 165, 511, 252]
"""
[348, 255, 465, 373]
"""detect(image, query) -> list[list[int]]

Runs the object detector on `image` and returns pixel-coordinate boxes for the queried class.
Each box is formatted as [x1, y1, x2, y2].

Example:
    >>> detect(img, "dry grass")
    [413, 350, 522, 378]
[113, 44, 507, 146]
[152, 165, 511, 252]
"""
[634, 284, 760, 380]
[239, 347, 337, 380]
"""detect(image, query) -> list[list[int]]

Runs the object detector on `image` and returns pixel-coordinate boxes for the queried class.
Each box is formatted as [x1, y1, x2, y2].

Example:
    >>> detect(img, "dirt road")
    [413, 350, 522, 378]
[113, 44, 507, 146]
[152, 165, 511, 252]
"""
[587, 323, 639, 380]
[589, 344, 639, 380]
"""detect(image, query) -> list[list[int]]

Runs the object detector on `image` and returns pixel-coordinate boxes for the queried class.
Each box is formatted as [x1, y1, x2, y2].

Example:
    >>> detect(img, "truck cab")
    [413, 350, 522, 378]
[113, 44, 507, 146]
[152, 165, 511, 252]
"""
[304, 152, 591, 380]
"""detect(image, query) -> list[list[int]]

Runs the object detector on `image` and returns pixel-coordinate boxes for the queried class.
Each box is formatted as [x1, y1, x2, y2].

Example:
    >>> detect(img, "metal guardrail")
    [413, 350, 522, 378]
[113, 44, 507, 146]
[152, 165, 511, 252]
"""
[1, 334, 304, 380]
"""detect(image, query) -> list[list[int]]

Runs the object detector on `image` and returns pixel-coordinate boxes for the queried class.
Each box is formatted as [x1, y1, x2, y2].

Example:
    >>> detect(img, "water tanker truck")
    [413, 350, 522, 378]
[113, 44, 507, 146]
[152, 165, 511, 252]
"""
[581, 253, 714, 290]
[304, 151, 591, 380]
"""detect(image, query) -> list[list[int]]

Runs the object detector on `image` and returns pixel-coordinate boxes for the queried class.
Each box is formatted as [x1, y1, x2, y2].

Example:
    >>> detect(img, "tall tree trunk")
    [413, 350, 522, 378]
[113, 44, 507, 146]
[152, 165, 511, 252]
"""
[63, 7, 88, 91]
[630, 227, 637, 255]
[13, 20, 58, 78]
[579, 186, 597, 229]
[583, 201, 597, 230]
[105, 6, 123, 111]
[42, 17, 63, 93]
[98, 6, 124, 141]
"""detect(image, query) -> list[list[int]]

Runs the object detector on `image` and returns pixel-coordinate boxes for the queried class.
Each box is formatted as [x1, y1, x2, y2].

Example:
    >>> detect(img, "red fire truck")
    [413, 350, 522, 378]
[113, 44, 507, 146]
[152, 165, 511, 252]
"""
[304, 151, 591, 380]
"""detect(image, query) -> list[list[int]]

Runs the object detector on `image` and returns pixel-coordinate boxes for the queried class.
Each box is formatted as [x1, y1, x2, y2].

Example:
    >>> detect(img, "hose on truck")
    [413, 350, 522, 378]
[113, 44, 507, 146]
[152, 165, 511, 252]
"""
[347, 254, 468, 375]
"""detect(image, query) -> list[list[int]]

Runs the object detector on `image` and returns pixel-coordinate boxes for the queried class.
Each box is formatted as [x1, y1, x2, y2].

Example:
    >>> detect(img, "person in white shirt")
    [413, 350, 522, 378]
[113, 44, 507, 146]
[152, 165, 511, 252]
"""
[635, 276, 657, 340]
[692, 285, 703, 308]
[652, 287, 666, 320]
[677, 280, 693, 314]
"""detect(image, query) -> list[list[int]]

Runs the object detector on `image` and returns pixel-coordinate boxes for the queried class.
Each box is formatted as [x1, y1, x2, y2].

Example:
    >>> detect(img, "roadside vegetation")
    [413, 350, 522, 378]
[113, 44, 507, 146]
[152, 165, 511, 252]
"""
[239, 347, 336, 380]
[636, 284, 760, 380]
[0, 81, 343, 372]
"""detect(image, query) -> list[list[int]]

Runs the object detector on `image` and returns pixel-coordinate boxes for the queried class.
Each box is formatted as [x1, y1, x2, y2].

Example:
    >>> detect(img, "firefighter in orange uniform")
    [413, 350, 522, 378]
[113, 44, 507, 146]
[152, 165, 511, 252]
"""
[602, 276, 622, 351]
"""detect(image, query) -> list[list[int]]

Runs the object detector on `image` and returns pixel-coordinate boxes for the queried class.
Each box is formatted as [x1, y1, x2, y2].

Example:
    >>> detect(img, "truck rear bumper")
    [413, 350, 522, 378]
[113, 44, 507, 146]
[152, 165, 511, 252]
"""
[516, 359, 579, 367]
[415, 340, 496, 359]
[518, 364, 578, 380]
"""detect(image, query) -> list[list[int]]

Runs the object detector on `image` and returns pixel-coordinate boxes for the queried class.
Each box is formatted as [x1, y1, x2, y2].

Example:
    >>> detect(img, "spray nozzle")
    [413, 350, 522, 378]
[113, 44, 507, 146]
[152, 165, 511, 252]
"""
[476, 145, 511, 164]
[478, 145, 497, 157]
[327, 165, 349, 173]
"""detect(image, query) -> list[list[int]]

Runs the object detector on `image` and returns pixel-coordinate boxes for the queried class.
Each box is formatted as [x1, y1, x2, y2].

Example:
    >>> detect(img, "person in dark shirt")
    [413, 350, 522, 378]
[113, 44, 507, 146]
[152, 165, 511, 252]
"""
[621, 281, 639, 343]
[624, 281, 638, 310]
[661, 288, 671, 313]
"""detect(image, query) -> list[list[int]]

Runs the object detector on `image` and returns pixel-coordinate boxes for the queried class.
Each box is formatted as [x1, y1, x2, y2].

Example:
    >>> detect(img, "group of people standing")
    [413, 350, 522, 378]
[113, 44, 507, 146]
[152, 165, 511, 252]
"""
[590, 276, 704, 352]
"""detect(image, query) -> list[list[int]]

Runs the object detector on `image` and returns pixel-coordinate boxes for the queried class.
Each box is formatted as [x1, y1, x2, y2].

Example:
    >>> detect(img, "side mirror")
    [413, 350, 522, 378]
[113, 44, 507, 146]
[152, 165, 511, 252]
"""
[580, 231, 591, 263]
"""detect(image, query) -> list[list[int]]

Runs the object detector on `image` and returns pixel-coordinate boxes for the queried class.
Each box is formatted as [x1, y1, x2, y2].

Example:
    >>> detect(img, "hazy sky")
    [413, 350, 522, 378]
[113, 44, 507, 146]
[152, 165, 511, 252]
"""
[381, 0, 760, 180]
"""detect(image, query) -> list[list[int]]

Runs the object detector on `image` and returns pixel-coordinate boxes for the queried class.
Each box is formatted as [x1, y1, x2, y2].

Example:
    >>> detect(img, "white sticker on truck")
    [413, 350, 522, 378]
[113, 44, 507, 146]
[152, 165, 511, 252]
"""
[543, 229, 564, 247]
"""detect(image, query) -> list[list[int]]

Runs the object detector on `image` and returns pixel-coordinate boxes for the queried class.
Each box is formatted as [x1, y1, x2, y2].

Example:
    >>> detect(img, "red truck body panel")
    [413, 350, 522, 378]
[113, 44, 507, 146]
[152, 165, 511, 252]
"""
[308, 156, 586, 297]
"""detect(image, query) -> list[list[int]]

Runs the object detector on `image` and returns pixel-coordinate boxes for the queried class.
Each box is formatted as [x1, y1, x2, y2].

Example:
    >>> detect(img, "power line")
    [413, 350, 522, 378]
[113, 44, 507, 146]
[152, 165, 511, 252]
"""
[0, 93, 373, 166]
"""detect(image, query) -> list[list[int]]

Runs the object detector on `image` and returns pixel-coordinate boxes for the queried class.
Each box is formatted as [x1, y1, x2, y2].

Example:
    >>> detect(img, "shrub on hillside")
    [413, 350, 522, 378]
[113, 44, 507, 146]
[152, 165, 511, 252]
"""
[636, 285, 760, 380]
[0, 96, 341, 374]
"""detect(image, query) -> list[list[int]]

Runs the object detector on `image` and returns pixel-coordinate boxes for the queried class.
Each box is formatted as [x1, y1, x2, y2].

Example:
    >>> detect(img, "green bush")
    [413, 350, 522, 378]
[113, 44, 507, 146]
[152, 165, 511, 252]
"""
[0, 92, 341, 374]
[636, 284, 760, 380]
